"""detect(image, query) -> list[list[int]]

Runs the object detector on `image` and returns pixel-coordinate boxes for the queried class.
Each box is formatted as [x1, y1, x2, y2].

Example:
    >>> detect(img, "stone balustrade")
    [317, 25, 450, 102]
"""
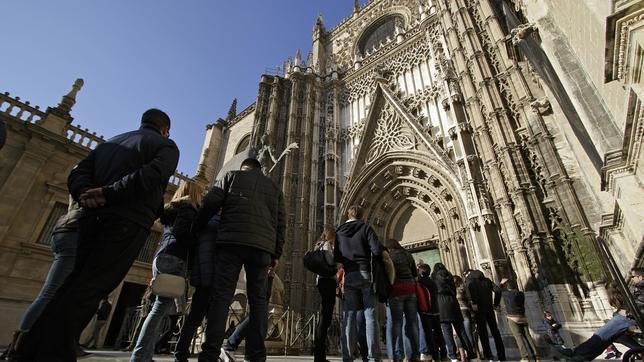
[2, 90, 190, 184]
[0, 92, 45, 123]
[169, 171, 191, 187]
[65, 124, 105, 150]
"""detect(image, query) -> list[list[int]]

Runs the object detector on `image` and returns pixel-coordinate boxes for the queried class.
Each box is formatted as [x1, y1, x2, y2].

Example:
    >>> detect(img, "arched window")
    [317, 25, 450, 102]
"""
[358, 15, 403, 56]
[235, 134, 251, 155]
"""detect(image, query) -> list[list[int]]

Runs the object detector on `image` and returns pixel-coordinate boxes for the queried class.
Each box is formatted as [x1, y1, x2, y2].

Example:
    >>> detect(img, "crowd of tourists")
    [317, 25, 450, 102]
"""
[0, 109, 285, 362]
[0, 108, 643, 362]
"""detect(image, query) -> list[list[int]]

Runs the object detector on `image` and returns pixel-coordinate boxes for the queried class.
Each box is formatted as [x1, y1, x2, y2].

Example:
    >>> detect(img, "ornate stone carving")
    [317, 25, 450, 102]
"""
[530, 97, 552, 115]
[510, 22, 538, 45]
[366, 103, 417, 164]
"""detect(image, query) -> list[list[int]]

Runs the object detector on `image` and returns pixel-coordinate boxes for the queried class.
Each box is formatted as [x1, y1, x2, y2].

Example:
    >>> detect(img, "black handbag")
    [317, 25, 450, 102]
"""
[303, 243, 336, 278]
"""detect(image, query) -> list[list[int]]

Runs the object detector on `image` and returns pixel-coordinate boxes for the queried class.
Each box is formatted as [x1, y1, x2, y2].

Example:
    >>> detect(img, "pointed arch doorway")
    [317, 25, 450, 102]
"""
[388, 204, 442, 269]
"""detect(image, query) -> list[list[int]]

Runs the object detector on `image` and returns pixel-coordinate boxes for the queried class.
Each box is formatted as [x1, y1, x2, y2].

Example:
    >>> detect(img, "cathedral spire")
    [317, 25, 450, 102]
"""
[226, 98, 237, 121]
[354, 0, 360, 13]
[294, 49, 302, 68]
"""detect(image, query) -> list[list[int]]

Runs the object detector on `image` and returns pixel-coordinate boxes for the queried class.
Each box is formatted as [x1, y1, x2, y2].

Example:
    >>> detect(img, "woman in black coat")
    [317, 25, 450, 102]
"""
[432, 263, 474, 361]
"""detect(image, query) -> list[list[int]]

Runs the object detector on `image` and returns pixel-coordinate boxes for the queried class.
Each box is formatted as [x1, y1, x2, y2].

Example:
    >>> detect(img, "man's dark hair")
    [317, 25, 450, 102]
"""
[241, 158, 261, 169]
[632, 267, 644, 277]
[141, 108, 171, 130]
[347, 205, 363, 220]
[418, 263, 431, 277]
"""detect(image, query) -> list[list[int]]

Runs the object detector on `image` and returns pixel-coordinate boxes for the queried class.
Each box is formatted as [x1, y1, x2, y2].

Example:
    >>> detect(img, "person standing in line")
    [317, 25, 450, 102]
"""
[465, 269, 506, 361]
[14, 108, 179, 361]
[194, 158, 285, 362]
[454, 275, 476, 358]
[499, 279, 538, 362]
[0, 197, 86, 360]
[542, 310, 564, 346]
[386, 238, 420, 362]
[432, 263, 474, 362]
[334, 205, 384, 362]
[130, 180, 203, 361]
[86, 299, 112, 349]
[418, 264, 447, 361]
[313, 225, 338, 362]
[222, 268, 276, 354]
[173, 213, 220, 362]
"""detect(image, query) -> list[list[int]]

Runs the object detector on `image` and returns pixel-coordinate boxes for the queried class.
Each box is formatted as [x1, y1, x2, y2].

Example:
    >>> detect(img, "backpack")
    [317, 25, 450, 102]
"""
[303, 243, 336, 278]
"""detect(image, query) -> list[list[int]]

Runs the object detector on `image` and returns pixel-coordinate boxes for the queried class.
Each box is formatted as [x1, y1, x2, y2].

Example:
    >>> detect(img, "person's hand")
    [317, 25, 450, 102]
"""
[80, 187, 106, 208]
[270, 258, 279, 270]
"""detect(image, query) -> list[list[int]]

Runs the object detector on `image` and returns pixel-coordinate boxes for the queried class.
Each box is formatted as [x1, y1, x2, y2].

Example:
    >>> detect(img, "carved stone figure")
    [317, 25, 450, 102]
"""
[256, 133, 299, 175]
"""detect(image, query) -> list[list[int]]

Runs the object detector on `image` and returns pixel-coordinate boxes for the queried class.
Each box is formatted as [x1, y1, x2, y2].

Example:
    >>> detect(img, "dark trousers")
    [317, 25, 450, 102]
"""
[16, 215, 148, 361]
[198, 246, 271, 362]
[441, 321, 474, 360]
[314, 278, 337, 362]
[225, 275, 274, 352]
[475, 310, 506, 360]
[419, 313, 446, 360]
[174, 286, 212, 361]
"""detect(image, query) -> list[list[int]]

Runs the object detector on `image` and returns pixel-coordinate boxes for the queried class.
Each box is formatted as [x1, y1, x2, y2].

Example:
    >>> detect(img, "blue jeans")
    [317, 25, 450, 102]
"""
[131, 254, 185, 362]
[388, 294, 419, 361]
[341, 271, 380, 361]
[19, 232, 78, 331]
[573, 313, 636, 359]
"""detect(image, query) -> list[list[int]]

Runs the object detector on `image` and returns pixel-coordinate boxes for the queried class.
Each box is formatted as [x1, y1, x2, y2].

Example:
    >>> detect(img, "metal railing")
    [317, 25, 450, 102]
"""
[112, 302, 342, 356]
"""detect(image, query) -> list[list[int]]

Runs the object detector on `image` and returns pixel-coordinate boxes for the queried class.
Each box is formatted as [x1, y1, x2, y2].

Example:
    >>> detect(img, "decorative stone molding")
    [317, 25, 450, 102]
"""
[510, 22, 538, 45]
[602, 90, 643, 191]
[530, 97, 552, 115]
[606, 4, 644, 82]
[365, 102, 417, 164]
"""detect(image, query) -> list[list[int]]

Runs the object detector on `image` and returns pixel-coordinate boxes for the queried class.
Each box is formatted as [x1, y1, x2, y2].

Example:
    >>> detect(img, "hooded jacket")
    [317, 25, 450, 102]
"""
[68, 125, 179, 229]
[433, 268, 462, 322]
[194, 168, 285, 259]
[334, 219, 383, 273]
[465, 270, 502, 313]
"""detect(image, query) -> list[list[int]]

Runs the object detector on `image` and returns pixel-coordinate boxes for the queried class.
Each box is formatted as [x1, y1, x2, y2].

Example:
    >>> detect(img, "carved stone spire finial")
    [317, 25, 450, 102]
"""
[57, 78, 84, 115]
[354, 0, 360, 13]
[227, 98, 237, 121]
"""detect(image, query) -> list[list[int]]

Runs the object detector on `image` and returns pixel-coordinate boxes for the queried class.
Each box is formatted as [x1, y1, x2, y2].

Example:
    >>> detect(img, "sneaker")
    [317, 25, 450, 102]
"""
[421, 353, 432, 361]
[605, 351, 618, 359]
[219, 347, 236, 362]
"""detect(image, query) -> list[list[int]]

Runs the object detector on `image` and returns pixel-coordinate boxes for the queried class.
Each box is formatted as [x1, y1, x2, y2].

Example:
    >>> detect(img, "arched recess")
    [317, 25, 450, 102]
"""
[235, 133, 251, 155]
[339, 150, 476, 273]
[352, 7, 414, 59]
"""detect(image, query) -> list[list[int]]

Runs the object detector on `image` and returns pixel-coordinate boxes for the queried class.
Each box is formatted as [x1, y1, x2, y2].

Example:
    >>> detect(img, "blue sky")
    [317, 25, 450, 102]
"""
[1, 1, 362, 174]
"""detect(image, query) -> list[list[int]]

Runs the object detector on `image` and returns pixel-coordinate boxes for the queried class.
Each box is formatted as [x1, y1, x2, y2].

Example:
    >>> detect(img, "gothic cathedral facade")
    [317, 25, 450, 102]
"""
[196, 0, 644, 341]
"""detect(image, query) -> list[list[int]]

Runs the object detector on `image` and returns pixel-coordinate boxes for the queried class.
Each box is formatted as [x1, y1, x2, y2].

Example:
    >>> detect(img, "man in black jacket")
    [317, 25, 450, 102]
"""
[465, 269, 506, 361]
[15, 109, 179, 361]
[195, 158, 285, 362]
[335, 205, 383, 362]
